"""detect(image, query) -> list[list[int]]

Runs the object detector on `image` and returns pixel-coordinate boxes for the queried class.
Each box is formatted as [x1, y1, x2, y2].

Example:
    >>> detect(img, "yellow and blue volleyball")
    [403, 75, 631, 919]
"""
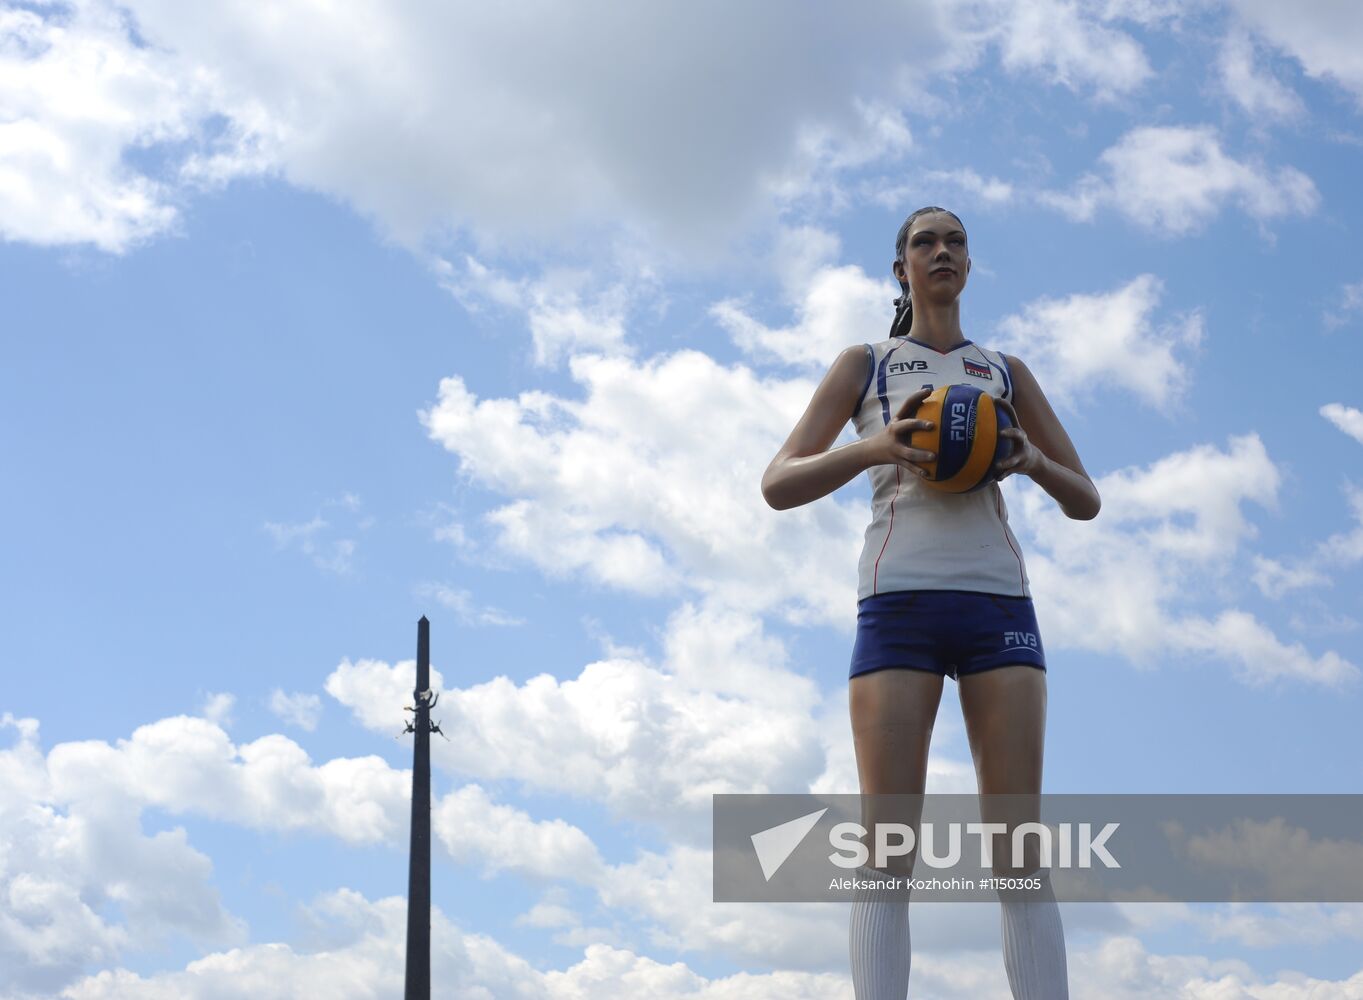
[909, 384, 1014, 493]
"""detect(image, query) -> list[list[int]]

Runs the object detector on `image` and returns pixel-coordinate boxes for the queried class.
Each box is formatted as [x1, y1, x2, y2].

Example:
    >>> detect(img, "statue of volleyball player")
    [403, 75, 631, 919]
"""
[762, 207, 1100, 998]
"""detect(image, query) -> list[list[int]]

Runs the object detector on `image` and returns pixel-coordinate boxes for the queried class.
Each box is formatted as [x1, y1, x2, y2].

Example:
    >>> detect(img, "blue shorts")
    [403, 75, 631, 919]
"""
[849, 589, 1047, 681]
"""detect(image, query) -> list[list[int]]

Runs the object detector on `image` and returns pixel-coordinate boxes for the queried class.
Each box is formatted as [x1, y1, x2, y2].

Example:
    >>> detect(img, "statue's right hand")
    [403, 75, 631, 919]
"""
[870, 386, 937, 476]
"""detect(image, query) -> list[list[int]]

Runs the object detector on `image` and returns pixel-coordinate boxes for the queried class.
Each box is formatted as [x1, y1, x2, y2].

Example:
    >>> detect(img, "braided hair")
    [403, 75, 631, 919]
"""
[890, 206, 966, 339]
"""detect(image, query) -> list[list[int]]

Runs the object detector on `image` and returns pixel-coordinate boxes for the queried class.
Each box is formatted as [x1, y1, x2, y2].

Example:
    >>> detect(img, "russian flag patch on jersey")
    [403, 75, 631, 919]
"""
[963, 358, 992, 380]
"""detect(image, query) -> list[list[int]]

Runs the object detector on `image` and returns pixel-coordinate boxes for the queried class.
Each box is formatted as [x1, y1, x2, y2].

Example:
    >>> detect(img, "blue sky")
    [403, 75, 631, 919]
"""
[3, 0, 1363, 996]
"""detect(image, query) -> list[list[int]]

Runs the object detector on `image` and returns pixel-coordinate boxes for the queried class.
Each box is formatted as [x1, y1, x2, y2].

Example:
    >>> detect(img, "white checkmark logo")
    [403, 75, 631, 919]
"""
[751, 808, 829, 881]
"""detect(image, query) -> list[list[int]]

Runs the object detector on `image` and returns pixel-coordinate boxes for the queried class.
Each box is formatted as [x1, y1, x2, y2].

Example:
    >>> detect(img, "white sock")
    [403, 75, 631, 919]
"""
[998, 869, 1069, 999]
[850, 864, 911, 1000]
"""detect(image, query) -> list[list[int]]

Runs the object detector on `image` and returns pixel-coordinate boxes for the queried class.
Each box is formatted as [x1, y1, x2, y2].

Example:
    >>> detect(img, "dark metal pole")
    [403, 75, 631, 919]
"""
[404, 616, 431, 1000]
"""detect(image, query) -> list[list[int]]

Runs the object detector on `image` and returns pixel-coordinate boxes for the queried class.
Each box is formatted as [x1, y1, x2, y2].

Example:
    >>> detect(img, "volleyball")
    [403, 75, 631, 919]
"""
[909, 384, 1014, 493]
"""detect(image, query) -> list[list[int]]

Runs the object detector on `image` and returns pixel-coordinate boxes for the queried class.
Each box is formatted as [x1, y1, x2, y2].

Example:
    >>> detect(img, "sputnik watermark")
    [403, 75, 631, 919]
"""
[714, 793, 1363, 903]
[827, 820, 1119, 873]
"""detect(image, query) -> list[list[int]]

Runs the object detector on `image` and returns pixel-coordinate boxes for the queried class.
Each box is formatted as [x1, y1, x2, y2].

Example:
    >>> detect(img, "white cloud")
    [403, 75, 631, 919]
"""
[47, 716, 407, 845]
[1245, 413, 1363, 595]
[1288, 600, 1359, 636]
[413, 582, 524, 627]
[3, 709, 630, 993]
[419, 349, 866, 626]
[983, 0, 1153, 97]
[1097, 0, 1187, 26]
[1170, 609, 1356, 686]
[54, 883, 1363, 1000]
[1231, 0, 1363, 107]
[12, 0, 982, 257]
[2, 0, 1165, 259]
[267, 690, 322, 732]
[1042, 125, 1319, 233]
[519, 908, 625, 952]
[1316, 485, 1363, 567]
[0, 3, 199, 251]
[61, 891, 542, 1000]
[1321, 403, 1363, 446]
[53, 711, 611, 889]
[1197, 903, 1363, 948]
[434, 784, 609, 883]
[262, 515, 356, 575]
[0, 716, 242, 997]
[711, 227, 895, 371]
[993, 274, 1203, 409]
[1173, 816, 1363, 902]
[432, 255, 635, 367]
[328, 491, 363, 512]
[926, 167, 1015, 205]
[862, 167, 1014, 216]
[1251, 555, 1328, 598]
[57, 888, 870, 1000]
[200, 692, 234, 727]
[1015, 435, 1358, 686]
[767, 100, 916, 214]
[1069, 935, 1363, 1000]
[1324, 280, 1363, 330]
[1217, 29, 1305, 121]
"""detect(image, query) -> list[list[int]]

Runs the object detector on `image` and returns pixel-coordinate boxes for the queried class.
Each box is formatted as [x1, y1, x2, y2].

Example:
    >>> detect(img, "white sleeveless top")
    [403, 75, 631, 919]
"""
[850, 335, 1031, 600]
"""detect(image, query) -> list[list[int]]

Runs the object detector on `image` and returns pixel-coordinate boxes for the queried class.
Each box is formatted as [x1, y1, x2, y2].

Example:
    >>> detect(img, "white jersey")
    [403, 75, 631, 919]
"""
[850, 335, 1030, 600]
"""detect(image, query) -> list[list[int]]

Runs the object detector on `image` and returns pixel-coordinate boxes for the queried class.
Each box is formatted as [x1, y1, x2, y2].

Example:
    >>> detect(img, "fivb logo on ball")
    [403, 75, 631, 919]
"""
[947, 399, 971, 443]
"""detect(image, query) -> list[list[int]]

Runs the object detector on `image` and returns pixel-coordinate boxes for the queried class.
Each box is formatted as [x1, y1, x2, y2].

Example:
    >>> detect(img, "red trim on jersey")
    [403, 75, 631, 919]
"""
[872, 467, 904, 594]
[996, 488, 1027, 592]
